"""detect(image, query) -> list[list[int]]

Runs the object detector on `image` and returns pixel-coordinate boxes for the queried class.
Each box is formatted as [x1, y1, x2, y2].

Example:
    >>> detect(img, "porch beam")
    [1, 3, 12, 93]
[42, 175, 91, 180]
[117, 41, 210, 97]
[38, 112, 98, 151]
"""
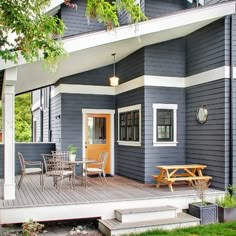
[2, 67, 17, 200]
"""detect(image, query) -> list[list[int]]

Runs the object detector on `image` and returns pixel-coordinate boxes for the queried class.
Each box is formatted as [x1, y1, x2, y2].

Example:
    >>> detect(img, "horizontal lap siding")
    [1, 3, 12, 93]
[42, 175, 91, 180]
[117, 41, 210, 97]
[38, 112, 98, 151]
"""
[205, 0, 230, 6]
[32, 90, 40, 104]
[61, 94, 115, 158]
[186, 79, 229, 189]
[61, 0, 104, 38]
[145, 0, 188, 19]
[51, 95, 62, 150]
[0, 143, 55, 178]
[144, 87, 186, 183]
[116, 88, 145, 182]
[187, 18, 226, 76]
[145, 38, 186, 77]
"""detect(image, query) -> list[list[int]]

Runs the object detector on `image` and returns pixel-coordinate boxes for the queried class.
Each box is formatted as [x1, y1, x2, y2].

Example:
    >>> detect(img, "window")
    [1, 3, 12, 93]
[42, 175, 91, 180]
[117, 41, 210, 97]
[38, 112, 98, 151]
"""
[153, 104, 178, 147]
[118, 104, 141, 146]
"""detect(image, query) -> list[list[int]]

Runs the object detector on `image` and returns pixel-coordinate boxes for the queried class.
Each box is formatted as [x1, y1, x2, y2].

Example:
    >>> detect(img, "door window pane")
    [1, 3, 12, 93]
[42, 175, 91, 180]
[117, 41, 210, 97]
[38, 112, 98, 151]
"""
[88, 117, 106, 144]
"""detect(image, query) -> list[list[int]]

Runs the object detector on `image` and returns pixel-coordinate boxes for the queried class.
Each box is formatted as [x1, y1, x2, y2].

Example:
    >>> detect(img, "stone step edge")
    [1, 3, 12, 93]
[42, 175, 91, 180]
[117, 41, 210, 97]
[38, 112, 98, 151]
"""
[115, 205, 177, 215]
[99, 212, 200, 230]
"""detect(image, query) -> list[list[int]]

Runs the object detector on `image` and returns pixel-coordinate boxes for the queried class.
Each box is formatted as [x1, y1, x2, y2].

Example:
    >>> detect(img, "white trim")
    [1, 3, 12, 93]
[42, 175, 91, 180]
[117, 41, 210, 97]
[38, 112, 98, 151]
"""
[152, 103, 178, 147]
[82, 109, 115, 175]
[32, 100, 40, 111]
[117, 104, 141, 147]
[50, 66, 235, 98]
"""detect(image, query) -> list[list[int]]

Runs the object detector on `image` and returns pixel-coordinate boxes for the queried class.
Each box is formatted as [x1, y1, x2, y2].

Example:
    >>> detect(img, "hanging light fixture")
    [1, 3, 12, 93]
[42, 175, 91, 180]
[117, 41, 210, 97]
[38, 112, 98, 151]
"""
[109, 53, 119, 86]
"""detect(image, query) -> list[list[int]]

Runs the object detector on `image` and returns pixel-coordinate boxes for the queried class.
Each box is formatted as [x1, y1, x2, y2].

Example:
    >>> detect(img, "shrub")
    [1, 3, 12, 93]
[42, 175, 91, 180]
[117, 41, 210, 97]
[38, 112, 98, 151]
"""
[22, 219, 44, 236]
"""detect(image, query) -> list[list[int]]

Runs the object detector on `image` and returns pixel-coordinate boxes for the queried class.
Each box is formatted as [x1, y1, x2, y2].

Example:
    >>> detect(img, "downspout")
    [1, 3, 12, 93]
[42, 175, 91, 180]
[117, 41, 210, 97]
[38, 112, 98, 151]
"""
[31, 92, 33, 142]
[48, 87, 51, 142]
[40, 89, 43, 142]
[229, 15, 233, 187]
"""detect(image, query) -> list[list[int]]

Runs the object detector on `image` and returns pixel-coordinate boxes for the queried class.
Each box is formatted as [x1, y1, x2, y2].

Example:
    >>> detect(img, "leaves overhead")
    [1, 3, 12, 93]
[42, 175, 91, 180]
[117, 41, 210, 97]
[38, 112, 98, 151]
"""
[0, 0, 146, 68]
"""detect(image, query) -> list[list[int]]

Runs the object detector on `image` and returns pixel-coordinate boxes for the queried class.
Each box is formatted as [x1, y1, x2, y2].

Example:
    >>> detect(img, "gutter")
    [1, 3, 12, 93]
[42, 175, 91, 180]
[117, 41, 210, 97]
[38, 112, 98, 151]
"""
[48, 87, 52, 142]
[229, 15, 233, 187]
[40, 89, 43, 142]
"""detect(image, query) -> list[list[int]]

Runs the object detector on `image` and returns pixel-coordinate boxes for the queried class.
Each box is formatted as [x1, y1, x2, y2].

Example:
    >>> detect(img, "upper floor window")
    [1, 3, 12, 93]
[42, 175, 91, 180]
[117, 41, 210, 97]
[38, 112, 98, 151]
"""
[153, 104, 178, 147]
[118, 104, 141, 146]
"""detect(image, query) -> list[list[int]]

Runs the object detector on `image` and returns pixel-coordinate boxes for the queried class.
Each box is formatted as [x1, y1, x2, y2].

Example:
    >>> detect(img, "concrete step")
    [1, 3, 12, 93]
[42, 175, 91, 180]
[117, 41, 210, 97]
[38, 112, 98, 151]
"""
[115, 205, 177, 223]
[98, 212, 200, 236]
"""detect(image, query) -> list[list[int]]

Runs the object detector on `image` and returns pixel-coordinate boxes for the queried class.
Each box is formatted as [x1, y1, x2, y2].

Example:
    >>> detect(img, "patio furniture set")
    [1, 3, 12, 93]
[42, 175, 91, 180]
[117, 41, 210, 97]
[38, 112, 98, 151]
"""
[17, 151, 108, 192]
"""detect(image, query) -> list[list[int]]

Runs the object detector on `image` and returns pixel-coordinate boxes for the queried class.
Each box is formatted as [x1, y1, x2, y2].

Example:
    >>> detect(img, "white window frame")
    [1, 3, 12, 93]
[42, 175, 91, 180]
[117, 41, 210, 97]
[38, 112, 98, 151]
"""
[153, 103, 178, 147]
[118, 104, 141, 147]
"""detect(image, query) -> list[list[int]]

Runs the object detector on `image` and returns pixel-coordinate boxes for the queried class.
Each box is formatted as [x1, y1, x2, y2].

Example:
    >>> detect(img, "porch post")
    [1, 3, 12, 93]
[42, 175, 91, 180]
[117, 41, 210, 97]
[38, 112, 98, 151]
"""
[2, 67, 17, 200]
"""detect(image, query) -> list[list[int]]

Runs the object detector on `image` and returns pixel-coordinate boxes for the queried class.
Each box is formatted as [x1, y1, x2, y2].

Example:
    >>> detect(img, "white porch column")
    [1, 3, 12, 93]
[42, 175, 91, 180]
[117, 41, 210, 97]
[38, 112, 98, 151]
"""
[2, 67, 17, 200]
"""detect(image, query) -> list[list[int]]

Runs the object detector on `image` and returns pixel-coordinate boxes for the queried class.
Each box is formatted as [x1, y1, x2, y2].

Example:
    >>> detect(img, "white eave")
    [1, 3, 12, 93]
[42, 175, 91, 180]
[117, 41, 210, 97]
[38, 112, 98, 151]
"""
[45, 0, 64, 15]
[0, 1, 235, 94]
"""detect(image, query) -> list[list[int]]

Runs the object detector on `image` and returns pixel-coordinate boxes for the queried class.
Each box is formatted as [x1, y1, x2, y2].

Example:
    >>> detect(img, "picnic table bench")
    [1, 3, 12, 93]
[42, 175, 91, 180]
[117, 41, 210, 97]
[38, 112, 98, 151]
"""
[152, 164, 212, 192]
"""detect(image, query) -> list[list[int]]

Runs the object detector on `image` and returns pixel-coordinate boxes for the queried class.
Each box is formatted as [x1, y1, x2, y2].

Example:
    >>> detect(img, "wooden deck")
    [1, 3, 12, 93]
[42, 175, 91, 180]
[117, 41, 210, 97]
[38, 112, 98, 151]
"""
[0, 175, 224, 224]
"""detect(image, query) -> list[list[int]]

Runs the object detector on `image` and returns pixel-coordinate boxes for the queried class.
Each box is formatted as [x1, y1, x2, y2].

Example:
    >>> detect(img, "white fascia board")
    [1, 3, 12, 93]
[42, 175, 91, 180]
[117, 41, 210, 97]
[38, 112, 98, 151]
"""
[45, 0, 64, 14]
[63, 1, 236, 54]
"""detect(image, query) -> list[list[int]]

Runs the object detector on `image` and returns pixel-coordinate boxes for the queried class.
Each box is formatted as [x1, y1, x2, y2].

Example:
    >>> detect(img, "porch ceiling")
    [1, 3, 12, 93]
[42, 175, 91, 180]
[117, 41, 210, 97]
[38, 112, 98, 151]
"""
[0, 1, 235, 95]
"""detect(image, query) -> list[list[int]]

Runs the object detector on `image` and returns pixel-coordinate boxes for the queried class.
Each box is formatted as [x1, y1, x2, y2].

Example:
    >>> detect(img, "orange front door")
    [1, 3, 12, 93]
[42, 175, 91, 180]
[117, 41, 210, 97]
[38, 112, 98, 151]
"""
[85, 114, 110, 174]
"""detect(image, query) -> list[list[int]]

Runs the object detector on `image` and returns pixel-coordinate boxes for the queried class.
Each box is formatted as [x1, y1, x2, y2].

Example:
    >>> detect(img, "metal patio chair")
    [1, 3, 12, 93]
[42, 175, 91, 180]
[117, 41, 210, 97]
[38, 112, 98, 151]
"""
[17, 152, 44, 191]
[42, 154, 75, 192]
[85, 152, 108, 184]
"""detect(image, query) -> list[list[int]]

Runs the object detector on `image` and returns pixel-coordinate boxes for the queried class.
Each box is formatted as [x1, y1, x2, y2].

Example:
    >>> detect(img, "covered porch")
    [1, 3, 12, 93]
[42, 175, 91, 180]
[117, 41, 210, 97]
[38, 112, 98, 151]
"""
[0, 175, 224, 224]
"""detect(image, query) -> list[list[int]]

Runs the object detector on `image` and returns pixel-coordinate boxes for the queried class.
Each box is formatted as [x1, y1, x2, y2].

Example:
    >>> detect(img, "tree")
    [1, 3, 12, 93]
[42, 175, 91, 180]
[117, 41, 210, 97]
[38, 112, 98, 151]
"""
[0, 0, 146, 68]
[15, 93, 32, 142]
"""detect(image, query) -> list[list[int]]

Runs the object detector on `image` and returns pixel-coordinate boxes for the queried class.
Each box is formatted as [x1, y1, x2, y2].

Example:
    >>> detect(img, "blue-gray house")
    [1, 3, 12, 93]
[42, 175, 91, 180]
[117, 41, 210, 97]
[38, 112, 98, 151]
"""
[30, 0, 236, 191]
[0, 0, 236, 204]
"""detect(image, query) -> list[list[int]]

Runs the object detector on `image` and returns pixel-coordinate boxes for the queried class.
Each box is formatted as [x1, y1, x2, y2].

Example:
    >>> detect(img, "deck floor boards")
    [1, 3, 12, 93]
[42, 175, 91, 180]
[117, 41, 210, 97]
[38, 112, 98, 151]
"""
[0, 175, 220, 209]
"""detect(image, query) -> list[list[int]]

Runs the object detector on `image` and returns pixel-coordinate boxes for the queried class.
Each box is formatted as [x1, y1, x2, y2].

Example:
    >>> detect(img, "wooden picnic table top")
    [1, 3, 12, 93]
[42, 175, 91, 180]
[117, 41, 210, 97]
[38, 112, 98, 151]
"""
[155, 164, 207, 170]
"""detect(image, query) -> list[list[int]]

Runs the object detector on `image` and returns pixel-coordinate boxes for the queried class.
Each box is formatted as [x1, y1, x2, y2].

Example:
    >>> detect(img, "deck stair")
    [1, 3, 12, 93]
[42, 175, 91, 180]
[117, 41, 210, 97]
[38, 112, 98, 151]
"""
[98, 205, 200, 236]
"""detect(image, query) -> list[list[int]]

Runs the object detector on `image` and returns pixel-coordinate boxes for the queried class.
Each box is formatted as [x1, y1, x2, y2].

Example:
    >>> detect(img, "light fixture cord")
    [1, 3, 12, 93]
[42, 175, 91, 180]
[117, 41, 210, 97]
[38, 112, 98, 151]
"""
[113, 54, 116, 76]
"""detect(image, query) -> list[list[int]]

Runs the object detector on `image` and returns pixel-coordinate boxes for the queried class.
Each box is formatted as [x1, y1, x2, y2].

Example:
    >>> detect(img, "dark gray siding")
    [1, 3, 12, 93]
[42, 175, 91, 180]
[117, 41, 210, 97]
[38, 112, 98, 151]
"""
[60, 93, 115, 155]
[144, 86, 186, 183]
[186, 18, 226, 76]
[0, 143, 55, 178]
[186, 79, 229, 189]
[116, 88, 145, 182]
[144, 38, 186, 77]
[33, 109, 41, 142]
[51, 94, 62, 150]
[232, 14, 236, 186]
[61, 0, 104, 38]
[145, 0, 187, 19]
[59, 65, 112, 86]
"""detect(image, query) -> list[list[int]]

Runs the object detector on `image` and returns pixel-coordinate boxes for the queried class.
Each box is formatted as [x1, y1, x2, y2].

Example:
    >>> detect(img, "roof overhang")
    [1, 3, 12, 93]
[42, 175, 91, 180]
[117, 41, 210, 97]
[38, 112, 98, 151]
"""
[0, 1, 235, 94]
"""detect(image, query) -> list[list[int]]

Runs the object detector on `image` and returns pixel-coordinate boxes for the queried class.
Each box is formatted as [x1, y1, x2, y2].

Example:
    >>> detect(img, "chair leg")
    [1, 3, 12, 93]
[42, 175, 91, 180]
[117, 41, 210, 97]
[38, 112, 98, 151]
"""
[18, 174, 24, 189]
[41, 173, 44, 192]
[98, 172, 104, 184]
[58, 176, 63, 193]
[103, 171, 108, 184]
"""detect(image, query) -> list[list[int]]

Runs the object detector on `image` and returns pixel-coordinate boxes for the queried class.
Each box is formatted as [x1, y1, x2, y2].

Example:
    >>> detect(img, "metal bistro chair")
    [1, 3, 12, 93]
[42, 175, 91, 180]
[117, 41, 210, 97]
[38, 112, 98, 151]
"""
[17, 152, 44, 191]
[85, 152, 108, 184]
[42, 154, 75, 192]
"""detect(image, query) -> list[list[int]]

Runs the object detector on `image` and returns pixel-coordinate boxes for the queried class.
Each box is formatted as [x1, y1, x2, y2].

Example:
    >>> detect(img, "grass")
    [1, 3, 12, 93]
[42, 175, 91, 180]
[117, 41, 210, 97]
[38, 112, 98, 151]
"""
[126, 221, 236, 236]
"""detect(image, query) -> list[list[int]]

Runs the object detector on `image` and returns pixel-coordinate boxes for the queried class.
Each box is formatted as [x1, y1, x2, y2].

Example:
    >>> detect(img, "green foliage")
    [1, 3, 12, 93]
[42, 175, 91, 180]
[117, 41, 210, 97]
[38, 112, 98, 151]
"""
[0, 0, 146, 68]
[0, 0, 66, 70]
[217, 185, 236, 208]
[67, 144, 79, 154]
[15, 93, 32, 142]
[86, 0, 147, 30]
[22, 219, 44, 236]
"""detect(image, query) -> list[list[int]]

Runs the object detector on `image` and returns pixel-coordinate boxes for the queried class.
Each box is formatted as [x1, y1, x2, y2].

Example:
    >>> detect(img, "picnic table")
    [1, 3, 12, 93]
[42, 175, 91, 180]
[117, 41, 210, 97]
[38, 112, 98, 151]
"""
[152, 164, 212, 192]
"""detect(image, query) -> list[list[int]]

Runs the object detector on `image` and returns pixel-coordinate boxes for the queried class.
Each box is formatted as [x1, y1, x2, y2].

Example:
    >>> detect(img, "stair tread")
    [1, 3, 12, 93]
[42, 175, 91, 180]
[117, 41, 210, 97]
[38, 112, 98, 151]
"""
[99, 212, 200, 230]
[115, 205, 177, 215]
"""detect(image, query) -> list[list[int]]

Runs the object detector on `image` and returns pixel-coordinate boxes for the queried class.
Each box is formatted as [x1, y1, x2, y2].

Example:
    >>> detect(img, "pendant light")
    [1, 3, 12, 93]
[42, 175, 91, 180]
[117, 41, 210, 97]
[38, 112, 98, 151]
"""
[109, 53, 119, 86]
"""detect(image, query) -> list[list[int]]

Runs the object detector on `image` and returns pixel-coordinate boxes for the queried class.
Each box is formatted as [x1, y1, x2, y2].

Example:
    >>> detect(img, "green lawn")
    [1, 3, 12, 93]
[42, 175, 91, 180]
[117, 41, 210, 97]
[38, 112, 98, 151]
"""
[127, 221, 236, 236]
